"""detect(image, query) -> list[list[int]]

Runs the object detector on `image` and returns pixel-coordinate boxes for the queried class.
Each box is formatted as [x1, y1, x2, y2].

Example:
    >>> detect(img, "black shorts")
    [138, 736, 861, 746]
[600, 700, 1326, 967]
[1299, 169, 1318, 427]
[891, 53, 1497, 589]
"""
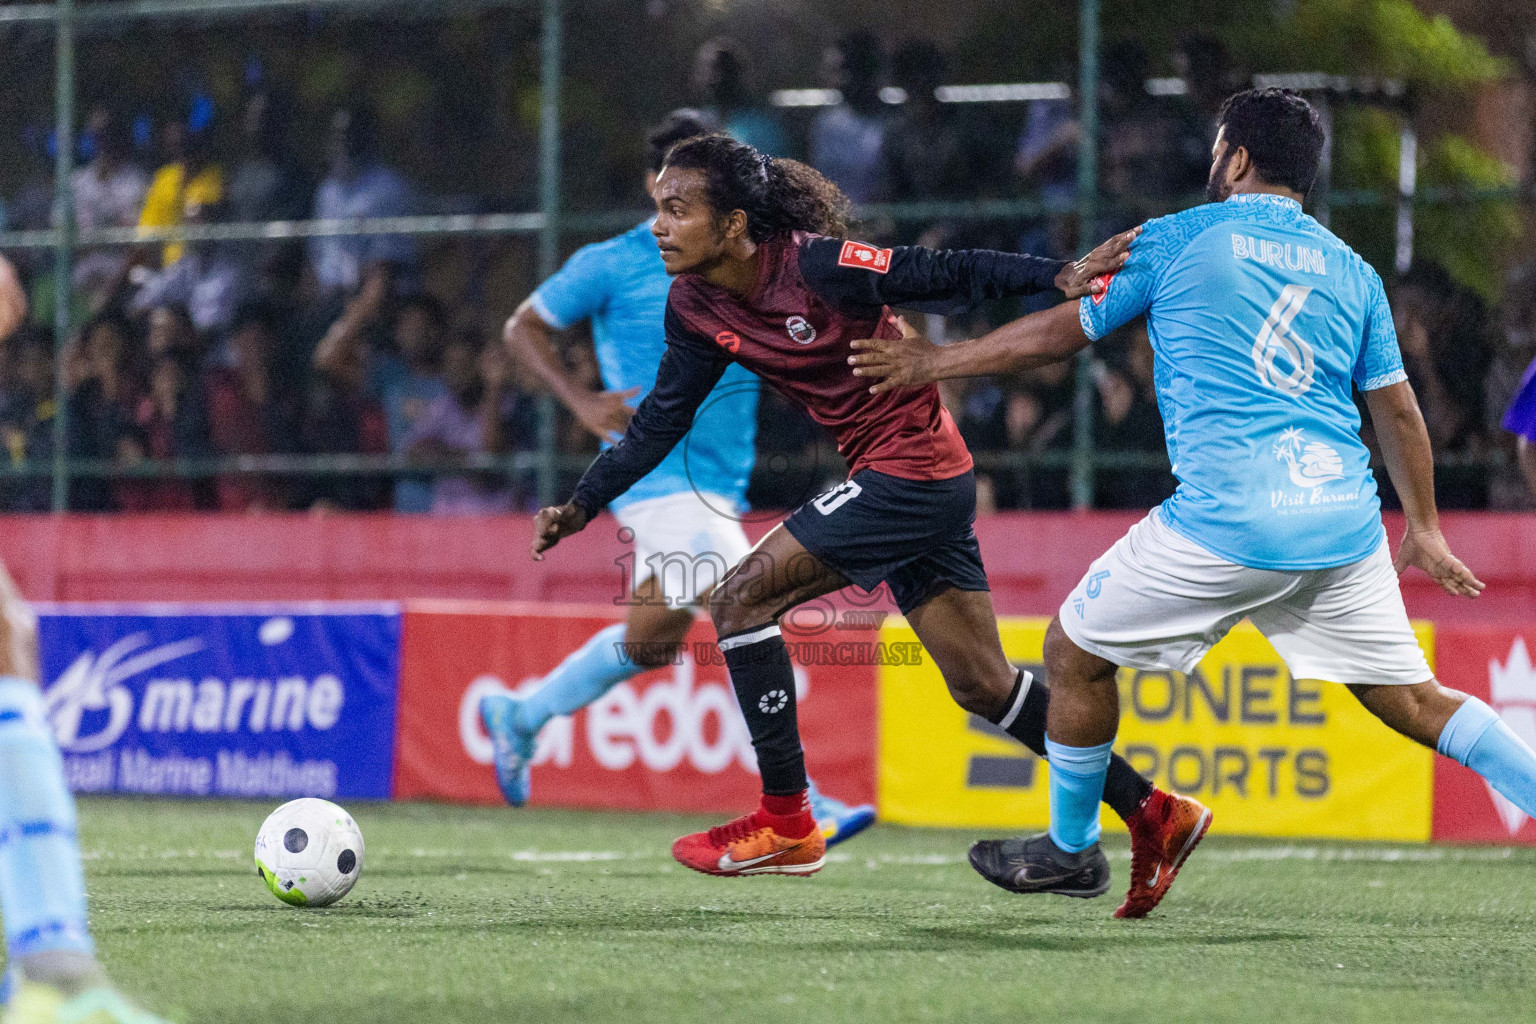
[784, 468, 990, 615]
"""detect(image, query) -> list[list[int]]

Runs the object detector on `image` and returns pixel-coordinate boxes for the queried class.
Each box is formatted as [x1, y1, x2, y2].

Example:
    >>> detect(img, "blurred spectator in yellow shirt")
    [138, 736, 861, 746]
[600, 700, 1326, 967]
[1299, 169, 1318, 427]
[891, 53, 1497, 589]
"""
[138, 114, 223, 267]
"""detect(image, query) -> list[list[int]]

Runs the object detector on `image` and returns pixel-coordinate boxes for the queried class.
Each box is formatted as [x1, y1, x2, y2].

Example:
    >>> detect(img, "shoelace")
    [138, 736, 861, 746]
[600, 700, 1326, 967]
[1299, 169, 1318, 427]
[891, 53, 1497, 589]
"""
[706, 813, 763, 847]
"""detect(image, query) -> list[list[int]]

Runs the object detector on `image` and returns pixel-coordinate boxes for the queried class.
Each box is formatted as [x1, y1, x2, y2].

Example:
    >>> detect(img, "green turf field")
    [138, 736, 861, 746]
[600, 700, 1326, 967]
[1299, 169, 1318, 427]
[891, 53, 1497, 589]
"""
[78, 796, 1535, 1024]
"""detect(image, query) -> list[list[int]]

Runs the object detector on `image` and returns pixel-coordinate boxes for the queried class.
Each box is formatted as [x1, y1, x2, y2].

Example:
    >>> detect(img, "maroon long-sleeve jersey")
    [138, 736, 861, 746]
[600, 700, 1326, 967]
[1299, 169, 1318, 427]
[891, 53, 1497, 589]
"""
[571, 232, 1065, 518]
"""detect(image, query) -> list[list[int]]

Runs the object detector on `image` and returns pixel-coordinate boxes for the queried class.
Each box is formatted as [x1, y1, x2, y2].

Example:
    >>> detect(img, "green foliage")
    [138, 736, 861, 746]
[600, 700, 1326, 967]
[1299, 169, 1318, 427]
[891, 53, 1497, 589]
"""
[1233, 0, 1517, 293]
[1286, 0, 1508, 85]
[1418, 136, 1523, 301]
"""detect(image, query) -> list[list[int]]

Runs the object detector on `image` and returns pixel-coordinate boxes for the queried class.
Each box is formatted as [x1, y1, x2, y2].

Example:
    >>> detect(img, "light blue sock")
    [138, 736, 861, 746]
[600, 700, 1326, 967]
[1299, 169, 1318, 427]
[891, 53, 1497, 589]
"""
[1437, 697, 1536, 818]
[1045, 737, 1114, 853]
[515, 624, 644, 734]
[0, 677, 93, 960]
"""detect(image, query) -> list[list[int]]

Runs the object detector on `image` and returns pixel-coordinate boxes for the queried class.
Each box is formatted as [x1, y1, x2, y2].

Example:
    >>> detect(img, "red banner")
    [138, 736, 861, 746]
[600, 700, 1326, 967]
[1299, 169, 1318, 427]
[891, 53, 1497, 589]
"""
[393, 601, 878, 812]
[1432, 623, 1536, 844]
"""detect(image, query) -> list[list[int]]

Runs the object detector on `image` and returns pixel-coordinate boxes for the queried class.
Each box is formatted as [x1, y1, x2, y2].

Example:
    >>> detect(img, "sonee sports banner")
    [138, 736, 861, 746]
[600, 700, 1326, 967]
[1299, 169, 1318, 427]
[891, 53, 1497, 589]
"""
[879, 617, 1437, 843]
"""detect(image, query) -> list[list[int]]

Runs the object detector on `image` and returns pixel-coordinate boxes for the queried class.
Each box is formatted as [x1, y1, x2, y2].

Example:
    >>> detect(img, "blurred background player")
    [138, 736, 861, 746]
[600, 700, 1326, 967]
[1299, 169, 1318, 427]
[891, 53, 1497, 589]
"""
[531, 134, 1207, 917]
[480, 112, 876, 847]
[0, 256, 169, 1024]
[1502, 355, 1536, 502]
[849, 88, 1536, 901]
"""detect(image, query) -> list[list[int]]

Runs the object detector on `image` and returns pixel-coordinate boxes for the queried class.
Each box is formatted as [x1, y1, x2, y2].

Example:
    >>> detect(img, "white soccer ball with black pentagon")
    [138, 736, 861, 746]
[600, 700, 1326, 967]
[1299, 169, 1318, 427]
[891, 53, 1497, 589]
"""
[254, 798, 364, 907]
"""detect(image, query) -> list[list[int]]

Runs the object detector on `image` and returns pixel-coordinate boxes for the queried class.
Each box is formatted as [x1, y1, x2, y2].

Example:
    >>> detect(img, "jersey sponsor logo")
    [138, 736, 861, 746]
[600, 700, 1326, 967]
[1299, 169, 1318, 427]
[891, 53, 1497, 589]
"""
[837, 241, 892, 273]
[714, 330, 742, 354]
[1269, 426, 1358, 512]
[1252, 285, 1317, 396]
[1272, 427, 1344, 488]
[1231, 234, 1327, 276]
[785, 315, 817, 345]
[1090, 272, 1116, 305]
[1485, 638, 1536, 834]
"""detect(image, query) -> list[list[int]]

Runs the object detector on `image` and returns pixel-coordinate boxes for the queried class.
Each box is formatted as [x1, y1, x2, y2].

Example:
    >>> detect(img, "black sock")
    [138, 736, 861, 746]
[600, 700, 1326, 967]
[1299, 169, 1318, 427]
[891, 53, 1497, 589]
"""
[989, 669, 1154, 821]
[720, 624, 807, 796]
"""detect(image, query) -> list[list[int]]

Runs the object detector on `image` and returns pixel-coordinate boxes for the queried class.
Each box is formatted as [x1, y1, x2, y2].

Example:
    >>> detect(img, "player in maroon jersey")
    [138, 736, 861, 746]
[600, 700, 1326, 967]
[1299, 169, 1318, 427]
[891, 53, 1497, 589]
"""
[531, 135, 1209, 915]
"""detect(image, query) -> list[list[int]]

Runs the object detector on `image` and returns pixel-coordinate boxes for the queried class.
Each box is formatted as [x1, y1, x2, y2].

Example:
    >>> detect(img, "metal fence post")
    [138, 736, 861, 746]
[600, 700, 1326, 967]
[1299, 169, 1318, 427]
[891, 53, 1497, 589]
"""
[50, 0, 77, 513]
[534, 0, 563, 507]
[1395, 121, 1416, 275]
[1069, 0, 1100, 511]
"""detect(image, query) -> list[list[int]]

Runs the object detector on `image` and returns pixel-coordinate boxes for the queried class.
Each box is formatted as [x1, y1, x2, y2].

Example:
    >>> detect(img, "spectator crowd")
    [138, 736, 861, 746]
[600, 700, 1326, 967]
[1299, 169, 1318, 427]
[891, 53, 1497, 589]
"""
[0, 32, 1524, 513]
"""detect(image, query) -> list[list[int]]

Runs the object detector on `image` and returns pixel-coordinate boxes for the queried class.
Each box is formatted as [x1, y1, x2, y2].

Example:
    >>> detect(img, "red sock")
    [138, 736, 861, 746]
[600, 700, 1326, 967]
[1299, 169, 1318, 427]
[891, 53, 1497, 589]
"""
[762, 791, 808, 816]
[758, 791, 814, 838]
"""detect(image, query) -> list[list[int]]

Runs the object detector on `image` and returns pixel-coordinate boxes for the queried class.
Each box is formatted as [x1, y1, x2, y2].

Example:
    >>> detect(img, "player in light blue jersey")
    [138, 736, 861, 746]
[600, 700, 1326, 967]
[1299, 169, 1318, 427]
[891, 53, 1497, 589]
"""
[850, 88, 1536, 904]
[479, 112, 874, 846]
[0, 258, 171, 1023]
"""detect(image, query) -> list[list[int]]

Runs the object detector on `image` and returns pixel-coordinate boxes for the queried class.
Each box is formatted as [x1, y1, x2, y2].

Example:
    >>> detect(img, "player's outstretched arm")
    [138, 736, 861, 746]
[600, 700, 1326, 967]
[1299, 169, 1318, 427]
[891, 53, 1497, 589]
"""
[849, 301, 1089, 393]
[531, 314, 729, 559]
[1364, 380, 1485, 598]
[504, 298, 639, 443]
[800, 227, 1138, 315]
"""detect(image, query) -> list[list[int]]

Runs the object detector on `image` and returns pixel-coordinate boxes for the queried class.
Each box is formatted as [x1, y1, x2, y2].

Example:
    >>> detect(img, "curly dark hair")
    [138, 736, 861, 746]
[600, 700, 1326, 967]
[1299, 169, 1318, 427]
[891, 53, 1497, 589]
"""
[661, 134, 852, 242]
[645, 109, 717, 175]
[1216, 88, 1325, 195]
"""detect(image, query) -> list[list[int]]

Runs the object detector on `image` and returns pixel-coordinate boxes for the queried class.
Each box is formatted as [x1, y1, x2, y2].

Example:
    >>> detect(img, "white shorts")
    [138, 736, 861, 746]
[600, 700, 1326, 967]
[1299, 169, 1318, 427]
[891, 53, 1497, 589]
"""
[614, 491, 753, 607]
[1058, 510, 1433, 686]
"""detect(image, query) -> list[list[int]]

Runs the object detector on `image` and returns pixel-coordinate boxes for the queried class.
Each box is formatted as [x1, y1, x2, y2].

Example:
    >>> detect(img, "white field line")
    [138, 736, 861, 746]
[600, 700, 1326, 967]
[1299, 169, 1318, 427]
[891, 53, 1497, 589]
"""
[82, 845, 1531, 865]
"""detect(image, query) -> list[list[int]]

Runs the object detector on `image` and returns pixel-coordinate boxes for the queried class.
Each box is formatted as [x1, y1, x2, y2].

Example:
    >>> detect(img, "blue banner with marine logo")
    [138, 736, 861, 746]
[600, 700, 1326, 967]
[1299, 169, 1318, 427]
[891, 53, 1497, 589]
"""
[37, 604, 401, 800]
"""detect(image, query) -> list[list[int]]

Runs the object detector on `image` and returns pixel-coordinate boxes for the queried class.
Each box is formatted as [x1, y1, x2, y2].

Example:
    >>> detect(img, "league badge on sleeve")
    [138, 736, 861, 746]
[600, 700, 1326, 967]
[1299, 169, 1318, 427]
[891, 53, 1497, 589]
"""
[1091, 272, 1116, 305]
[838, 241, 892, 274]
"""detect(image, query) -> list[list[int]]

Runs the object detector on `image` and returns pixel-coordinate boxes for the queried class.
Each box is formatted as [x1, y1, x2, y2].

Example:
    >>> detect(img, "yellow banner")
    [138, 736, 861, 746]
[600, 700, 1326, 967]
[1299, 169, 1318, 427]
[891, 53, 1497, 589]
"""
[878, 617, 1434, 841]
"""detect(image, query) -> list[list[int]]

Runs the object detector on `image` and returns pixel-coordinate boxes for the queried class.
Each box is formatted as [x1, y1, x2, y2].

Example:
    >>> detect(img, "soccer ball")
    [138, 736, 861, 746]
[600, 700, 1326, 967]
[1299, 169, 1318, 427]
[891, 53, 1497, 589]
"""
[254, 798, 364, 907]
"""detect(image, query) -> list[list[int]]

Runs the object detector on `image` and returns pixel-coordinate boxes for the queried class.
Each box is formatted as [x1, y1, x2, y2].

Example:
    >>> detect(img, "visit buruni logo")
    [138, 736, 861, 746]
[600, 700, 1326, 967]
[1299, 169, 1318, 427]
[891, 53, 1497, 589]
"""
[1269, 427, 1358, 513]
[1273, 427, 1344, 488]
[1486, 638, 1536, 834]
[44, 619, 346, 753]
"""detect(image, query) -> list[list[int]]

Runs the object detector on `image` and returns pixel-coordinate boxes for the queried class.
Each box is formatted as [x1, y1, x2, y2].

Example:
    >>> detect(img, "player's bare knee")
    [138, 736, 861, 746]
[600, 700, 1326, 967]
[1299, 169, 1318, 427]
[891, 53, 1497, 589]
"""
[1042, 618, 1078, 684]
[943, 671, 1008, 717]
[626, 640, 683, 669]
[625, 611, 695, 668]
[708, 578, 761, 638]
[1351, 679, 1457, 747]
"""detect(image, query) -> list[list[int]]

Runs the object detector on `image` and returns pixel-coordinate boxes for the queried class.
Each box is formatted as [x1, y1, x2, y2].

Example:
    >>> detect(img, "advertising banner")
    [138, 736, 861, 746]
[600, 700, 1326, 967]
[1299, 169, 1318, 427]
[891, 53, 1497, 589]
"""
[880, 617, 1436, 841]
[1431, 625, 1536, 844]
[393, 601, 879, 812]
[38, 604, 401, 800]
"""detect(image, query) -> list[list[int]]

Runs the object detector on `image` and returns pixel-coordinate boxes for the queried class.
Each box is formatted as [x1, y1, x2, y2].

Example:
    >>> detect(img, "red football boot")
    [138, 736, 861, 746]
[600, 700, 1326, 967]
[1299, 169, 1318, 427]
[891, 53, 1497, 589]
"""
[672, 805, 826, 877]
[1115, 789, 1212, 919]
